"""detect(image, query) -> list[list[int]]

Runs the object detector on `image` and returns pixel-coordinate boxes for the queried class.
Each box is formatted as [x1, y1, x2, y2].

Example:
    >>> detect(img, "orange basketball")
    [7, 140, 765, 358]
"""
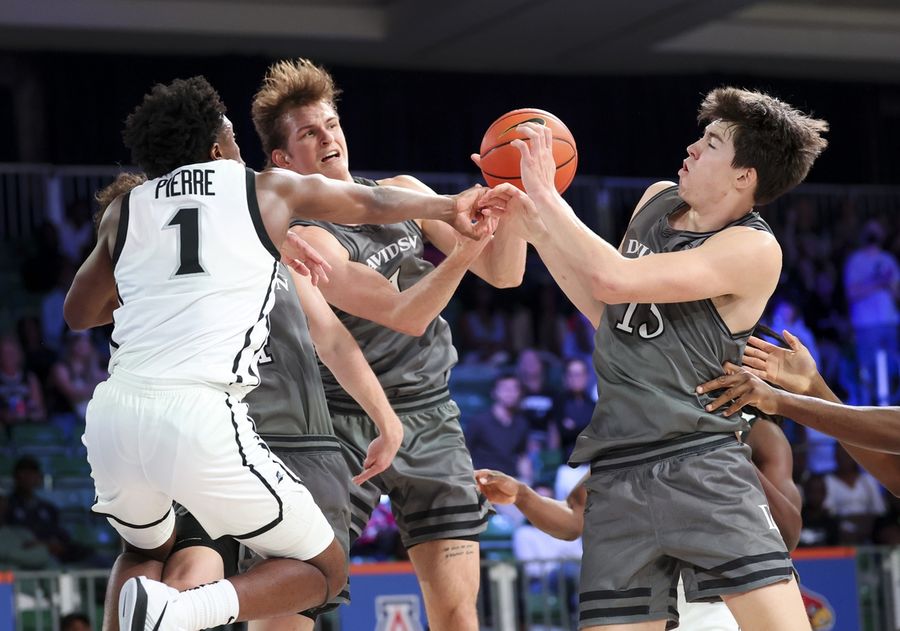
[479, 108, 578, 193]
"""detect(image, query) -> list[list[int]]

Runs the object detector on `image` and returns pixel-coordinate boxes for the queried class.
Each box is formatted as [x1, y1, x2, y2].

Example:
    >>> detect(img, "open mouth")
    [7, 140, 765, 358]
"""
[321, 151, 340, 163]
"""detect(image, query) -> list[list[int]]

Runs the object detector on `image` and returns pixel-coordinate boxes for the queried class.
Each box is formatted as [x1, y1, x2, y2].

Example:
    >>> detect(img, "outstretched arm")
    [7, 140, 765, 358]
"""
[380, 174, 526, 289]
[293, 222, 495, 337]
[698, 331, 900, 495]
[293, 271, 402, 485]
[475, 469, 586, 540]
[500, 125, 780, 328]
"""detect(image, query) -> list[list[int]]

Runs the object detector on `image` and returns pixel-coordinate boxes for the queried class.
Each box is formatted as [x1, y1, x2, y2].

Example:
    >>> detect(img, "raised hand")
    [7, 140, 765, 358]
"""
[511, 122, 557, 202]
[478, 183, 548, 241]
[742, 330, 818, 395]
[282, 230, 333, 285]
[474, 469, 520, 505]
[696, 362, 783, 417]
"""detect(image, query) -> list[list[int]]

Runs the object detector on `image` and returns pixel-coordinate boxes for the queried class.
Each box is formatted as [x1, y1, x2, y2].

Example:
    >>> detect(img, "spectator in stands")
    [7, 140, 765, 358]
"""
[0, 492, 57, 569]
[797, 475, 840, 547]
[0, 334, 46, 431]
[349, 499, 404, 561]
[458, 279, 509, 365]
[465, 373, 531, 481]
[47, 329, 106, 435]
[843, 219, 900, 404]
[41, 260, 77, 352]
[515, 349, 555, 433]
[57, 198, 94, 264]
[824, 444, 887, 544]
[60, 612, 91, 631]
[6, 456, 91, 564]
[16, 316, 57, 385]
[512, 484, 581, 595]
[548, 358, 594, 462]
[561, 311, 596, 374]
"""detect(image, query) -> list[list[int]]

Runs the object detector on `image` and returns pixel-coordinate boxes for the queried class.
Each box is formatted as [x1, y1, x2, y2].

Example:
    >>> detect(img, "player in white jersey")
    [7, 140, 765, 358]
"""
[63, 76, 511, 631]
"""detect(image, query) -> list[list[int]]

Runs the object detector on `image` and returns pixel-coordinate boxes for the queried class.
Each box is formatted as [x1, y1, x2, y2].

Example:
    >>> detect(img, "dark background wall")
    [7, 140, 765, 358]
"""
[1, 50, 899, 185]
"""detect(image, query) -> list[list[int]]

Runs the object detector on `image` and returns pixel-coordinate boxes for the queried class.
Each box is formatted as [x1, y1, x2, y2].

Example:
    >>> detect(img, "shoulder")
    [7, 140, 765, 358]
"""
[377, 174, 435, 194]
[630, 181, 677, 220]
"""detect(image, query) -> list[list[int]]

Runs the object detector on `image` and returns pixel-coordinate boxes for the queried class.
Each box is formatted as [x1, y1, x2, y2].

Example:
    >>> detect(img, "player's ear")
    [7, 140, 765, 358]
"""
[209, 143, 224, 161]
[735, 166, 757, 194]
[271, 149, 290, 169]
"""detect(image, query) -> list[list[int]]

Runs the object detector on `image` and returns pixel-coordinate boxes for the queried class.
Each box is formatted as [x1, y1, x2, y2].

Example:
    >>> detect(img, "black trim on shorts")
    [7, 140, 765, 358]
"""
[405, 533, 480, 550]
[266, 444, 341, 454]
[96, 506, 172, 530]
[225, 395, 283, 539]
[580, 587, 651, 602]
[350, 494, 373, 515]
[327, 386, 451, 415]
[245, 168, 280, 260]
[590, 433, 736, 473]
[350, 514, 367, 532]
[697, 567, 794, 592]
[407, 515, 488, 540]
[704, 550, 790, 575]
[405, 496, 486, 523]
[112, 191, 131, 267]
[579, 606, 650, 621]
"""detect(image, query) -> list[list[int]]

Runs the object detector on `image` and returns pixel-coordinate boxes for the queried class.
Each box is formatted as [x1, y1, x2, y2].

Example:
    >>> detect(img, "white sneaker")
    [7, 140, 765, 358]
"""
[119, 576, 183, 631]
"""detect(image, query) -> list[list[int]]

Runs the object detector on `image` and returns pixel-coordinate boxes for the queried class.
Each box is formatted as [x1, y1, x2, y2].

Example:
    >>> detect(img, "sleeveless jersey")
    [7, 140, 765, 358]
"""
[293, 178, 457, 408]
[109, 160, 279, 396]
[244, 264, 333, 438]
[570, 185, 774, 462]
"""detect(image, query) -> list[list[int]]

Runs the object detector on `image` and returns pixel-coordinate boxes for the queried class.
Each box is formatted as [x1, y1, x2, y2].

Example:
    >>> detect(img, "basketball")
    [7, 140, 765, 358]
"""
[479, 108, 578, 193]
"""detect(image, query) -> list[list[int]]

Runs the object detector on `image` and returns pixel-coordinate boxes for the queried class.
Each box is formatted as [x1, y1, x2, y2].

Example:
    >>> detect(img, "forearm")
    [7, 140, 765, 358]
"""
[514, 483, 581, 540]
[470, 222, 526, 288]
[384, 249, 475, 336]
[531, 233, 605, 326]
[773, 391, 900, 454]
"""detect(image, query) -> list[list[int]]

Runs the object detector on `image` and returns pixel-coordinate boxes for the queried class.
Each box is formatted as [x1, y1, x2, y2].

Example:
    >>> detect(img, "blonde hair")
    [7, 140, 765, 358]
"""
[251, 59, 341, 166]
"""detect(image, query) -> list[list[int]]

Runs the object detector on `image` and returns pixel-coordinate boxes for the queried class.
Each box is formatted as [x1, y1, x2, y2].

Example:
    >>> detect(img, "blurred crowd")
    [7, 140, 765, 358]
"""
[2, 191, 900, 571]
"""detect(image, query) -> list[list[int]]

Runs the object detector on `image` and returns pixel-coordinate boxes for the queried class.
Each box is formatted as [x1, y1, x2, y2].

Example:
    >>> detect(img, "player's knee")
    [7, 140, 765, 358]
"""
[310, 540, 347, 602]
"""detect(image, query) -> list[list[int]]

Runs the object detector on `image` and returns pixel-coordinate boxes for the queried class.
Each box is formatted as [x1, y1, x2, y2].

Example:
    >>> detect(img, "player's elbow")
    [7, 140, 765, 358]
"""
[590, 268, 628, 304]
[488, 267, 524, 289]
[397, 321, 429, 337]
[63, 294, 90, 331]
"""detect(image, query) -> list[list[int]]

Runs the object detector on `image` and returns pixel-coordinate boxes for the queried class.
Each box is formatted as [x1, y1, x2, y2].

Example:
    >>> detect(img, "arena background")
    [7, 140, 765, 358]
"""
[1, 1, 899, 630]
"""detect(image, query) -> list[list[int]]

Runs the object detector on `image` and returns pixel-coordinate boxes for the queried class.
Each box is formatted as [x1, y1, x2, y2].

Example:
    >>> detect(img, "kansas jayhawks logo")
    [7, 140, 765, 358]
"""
[375, 595, 424, 631]
[801, 585, 835, 630]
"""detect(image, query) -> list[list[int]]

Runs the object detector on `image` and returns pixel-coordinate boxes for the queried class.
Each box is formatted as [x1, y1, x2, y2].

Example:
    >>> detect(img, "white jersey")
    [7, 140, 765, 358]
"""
[109, 160, 279, 395]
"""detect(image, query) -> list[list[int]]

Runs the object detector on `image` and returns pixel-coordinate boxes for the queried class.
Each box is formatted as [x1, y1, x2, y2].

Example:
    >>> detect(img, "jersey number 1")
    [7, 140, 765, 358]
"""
[165, 207, 206, 276]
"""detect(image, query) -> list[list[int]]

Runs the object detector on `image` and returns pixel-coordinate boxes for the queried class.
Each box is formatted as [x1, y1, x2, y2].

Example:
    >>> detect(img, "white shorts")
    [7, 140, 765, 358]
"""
[83, 371, 334, 560]
[677, 578, 739, 631]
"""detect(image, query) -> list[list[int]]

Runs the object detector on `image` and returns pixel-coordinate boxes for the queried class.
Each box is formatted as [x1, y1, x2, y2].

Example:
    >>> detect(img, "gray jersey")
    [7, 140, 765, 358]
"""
[244, 263, 333, 439]
[571, 185, 773, 462]
[293, 178, 457, 409]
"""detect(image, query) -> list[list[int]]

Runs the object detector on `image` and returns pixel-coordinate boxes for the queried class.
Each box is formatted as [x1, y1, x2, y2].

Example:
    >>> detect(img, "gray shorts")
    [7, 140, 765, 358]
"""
[579, 433, 794, 630]
[331, 397, 490, 548]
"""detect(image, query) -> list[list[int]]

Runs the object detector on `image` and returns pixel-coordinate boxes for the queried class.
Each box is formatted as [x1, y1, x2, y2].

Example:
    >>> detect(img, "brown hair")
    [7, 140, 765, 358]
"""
[698, 87, 829, 205]
[93, 172, 147, 229]
[251, 59, 341, 167]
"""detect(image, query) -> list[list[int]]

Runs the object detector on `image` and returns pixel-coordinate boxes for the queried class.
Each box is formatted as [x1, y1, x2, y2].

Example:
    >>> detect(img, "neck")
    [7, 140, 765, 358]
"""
[675, 196, 753, 233]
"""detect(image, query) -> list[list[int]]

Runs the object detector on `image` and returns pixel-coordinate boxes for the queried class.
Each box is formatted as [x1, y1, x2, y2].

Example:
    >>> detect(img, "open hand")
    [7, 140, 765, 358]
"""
[511, 122, 557, 200]
[696, 361, 783, 417]
[742, 329, 818, 395]
[282, 230, 333, 285]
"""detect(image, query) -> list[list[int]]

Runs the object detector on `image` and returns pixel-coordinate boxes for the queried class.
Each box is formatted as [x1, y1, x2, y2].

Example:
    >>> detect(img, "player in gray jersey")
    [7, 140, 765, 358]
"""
[252, 59, 527, 631]
[498, 88, 828, 629]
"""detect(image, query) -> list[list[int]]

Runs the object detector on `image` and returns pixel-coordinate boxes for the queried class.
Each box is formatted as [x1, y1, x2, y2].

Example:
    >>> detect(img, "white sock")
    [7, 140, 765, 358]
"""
[174, 579, 240, 630]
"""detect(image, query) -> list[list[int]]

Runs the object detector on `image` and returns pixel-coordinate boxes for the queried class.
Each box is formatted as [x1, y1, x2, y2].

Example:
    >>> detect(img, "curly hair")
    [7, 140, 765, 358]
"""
[698, 87, 829, 205]
[93, 172, 147, 229]
[122, 76, 226, 179]
[251, 59, 341, 166]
